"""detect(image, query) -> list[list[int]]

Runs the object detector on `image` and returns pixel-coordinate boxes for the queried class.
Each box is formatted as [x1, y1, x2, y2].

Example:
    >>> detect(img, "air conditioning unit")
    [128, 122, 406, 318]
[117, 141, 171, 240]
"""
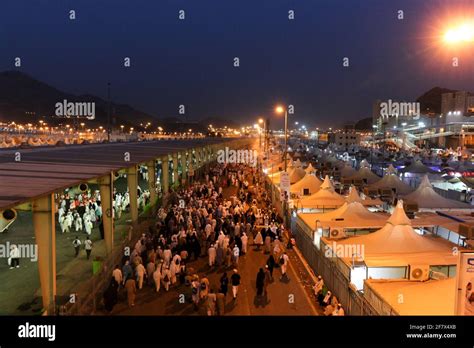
[409, 265, 430, 281]
[329, 228, 346, 239]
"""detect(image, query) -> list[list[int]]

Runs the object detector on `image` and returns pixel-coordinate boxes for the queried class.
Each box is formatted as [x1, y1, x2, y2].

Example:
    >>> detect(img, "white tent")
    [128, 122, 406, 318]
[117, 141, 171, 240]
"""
[290, 173, 322, 196]
[360, 159, 370, 168]
[364, 278, 455, 315]
[402, 160, 436, 174]
[346, 186, 383, 206]
[299, 201, 389, 230]
[386, 164, 398, 175]
[305, 163, 316, 174]
[329, 201, 459, 267]
[293, 158, 303, 168]
[288, 167, 306, 184]
[340, 163, 357, 178]
[298, 175, 346, 209]
[403, 175, 471, 209]
[368, 172, 414, 195]
[347, 167, 381, 184]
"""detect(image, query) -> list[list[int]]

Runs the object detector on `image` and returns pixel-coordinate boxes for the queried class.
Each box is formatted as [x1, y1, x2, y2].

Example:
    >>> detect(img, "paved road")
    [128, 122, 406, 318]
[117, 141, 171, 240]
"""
[111, 239, 317, 316]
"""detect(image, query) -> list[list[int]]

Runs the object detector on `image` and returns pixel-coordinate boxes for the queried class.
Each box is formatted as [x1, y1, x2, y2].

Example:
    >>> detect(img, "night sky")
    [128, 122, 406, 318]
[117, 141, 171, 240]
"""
[0, 0, 473, 128]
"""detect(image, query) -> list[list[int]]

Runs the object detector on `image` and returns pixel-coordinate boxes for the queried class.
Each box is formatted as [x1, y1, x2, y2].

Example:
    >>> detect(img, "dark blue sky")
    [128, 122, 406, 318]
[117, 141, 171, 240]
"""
[0, 0, 473, 128]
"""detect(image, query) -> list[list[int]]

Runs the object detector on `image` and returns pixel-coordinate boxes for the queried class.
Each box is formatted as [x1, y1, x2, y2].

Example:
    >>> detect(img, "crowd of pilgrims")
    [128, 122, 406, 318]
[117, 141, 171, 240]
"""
[102, 162, 292, 315]
[56, 184, 151, 236]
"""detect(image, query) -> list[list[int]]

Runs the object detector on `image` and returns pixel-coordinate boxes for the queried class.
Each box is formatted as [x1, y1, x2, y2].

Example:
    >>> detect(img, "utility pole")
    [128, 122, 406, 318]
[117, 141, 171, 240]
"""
[107, 82, 111, 142]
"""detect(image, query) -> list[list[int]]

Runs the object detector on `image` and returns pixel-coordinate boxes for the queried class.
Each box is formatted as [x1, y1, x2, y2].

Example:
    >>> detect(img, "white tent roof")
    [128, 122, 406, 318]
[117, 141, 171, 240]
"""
[346, 186, 384, 206]
[404, 175, 471, 209]
[360, 159, 370, 168]
[368, 173, 414, 195]
[386, 164, 398, 175]
[299, 201, 389, 230]
[290, 173, 322, 195]
[402, 160, 436, 174]
[298, 176, 346, 209]
[288, 167, 306, 184]
[365, 278, 456, 315]
[305, 163, 316, 174]
[340, 163, 357, 178]
[329, 201, 458, 267]
[347, 167, 381, 184]
[293, 159, 303, 168]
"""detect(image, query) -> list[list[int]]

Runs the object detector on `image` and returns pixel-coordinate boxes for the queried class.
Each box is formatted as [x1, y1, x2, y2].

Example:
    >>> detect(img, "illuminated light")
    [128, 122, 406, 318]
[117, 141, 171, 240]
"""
[275, 105, 284, 114]
[444, 22, 474, 43]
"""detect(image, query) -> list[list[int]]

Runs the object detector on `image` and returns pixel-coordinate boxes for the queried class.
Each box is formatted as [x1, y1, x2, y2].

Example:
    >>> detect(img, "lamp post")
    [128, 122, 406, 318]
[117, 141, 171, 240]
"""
[275, 105, 288, 171]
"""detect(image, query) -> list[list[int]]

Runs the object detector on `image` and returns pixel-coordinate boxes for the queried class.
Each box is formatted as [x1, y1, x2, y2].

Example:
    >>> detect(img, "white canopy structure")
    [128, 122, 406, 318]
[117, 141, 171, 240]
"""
[364, 278, 456, 315]
[386, 164, 398, 175]
[293, 158, 303, 168]
[288, 167, 306, 184]
[368, 172, 414, 195]
[346, 186, 383, 206]
[360, 159, 370, 168]
[347, 167, 381, 184]
[403, 175, 471, 209]
[402, 160, 436, 174]
[298, 176, 346, 209]
[290, 173, 322, 196]
[340, 163, 357, 178]
[299, 201, 389, 230]
[328, 201, 459, 267]
[305, 163, 316, 174]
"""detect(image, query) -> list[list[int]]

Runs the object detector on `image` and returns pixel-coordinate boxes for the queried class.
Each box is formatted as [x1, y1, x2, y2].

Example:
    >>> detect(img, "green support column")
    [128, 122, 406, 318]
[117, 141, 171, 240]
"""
[32, 193, 56, 315]
[127, 165, 139, 224]
[162, 155, 169, 194]
[147, 160, 157, 205]
[180, 151, 187, 185]
[172, 153, 179, 185]
[98, 173, 114, 255]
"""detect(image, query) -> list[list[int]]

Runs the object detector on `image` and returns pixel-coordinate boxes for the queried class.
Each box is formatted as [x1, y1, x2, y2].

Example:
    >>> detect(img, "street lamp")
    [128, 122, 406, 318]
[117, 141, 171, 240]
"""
[275, 105, 288, 171]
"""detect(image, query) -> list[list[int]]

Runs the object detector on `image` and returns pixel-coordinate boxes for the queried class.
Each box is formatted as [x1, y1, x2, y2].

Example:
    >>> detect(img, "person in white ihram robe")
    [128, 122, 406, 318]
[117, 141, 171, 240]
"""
[74, 213, 83, 232]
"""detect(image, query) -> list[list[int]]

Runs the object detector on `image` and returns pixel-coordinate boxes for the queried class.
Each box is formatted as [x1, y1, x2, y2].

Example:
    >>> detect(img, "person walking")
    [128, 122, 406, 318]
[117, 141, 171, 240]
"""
[122, 260, 133, 285]
[254, 231, 263, 251]
[84, 237, 93, 260]
[124, 276, 137, 307]
[232, 245, 240, 267]
[264, 265, 272, 295]
[256, 268, 265, 297]
[241, 232, 248, 254]
[162, 265, 172, 291]
[220, 272, 229, 298]
[279, 252, 290, 281]
[135, 262, 146, 290]
[266, 254, 275, 279]
[112, 265, 123, 285]
[208, 243, 216, 267]
[230, 269, 241, 300]
[72, 236, 82, 257]
[9, 245, 20, 269]
[153, 262, 162, 293]
[206, 288, 217, 316]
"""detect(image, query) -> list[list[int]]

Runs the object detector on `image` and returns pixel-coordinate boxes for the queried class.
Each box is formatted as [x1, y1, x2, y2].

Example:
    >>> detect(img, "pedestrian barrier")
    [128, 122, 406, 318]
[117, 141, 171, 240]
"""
[291, 216, 380, 316]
